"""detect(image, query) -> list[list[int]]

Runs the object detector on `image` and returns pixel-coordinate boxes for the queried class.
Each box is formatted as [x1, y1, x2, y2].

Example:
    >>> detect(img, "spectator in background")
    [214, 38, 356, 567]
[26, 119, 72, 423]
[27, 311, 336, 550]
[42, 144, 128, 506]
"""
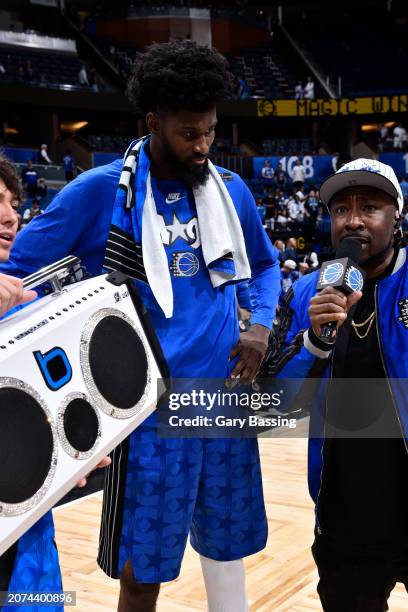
[78, 64, 89, 87]
[305, 188, 319, 228]
[276, 163, 287, 191]
[21, 159, 38, 199]
[295, 184, 307, 205]
[261, 159, 275, 183]
[304, 76, 315, 100]
[22, 199, 44, 225]
[298, 261, 310, 277]
[400, 176, 408, 204]
[264, 191, 276, 219]
[378, 124, 388, 152]
[274, 189, 286, 212]
[274, 239, 286, 263]
[288, 195, 304, 225]
[36, 177, 47, 201]
[303, 247, 319, 270]
[291, 158, 306, 189]
[280, 259, 298, 293]
[331, 152, 339, 173]
[295, 81, 303, 99]
[261, 184, 271, 203]
[0, 63, 5, 78]
[237, 77, 250, 100]
[38, 144, 52, 165]
[276, 208, 289, 230]
[393, 123, 407, 149]
[63, 150, 75, 183]
[256, 198, 266, 224]
[282, 236, 299, 263]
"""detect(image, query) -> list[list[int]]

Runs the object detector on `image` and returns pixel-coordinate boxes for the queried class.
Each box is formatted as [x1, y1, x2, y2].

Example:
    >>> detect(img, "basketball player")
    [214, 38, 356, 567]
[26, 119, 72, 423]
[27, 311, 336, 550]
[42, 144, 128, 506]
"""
[1, 41, 281, 611]
[0, 155, 110, 611]
[262, 159, 408, 611]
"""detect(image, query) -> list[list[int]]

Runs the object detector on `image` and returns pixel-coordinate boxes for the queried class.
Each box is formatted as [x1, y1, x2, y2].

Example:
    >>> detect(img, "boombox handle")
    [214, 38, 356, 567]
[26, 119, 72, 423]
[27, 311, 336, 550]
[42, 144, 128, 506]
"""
[22, 262, 171, 395]
[23, 256, 84, 294]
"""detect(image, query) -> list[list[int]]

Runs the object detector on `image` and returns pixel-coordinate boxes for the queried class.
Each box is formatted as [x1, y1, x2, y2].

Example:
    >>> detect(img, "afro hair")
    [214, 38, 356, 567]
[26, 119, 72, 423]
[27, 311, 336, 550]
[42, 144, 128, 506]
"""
[127, 40, 237, 115]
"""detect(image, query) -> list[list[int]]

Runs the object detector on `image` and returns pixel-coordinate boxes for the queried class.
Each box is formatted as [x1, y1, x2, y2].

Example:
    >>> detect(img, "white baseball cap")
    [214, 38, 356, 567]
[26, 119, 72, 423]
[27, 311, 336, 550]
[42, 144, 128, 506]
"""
[283, 259, 297, 270]
[320, 158, 403, 214]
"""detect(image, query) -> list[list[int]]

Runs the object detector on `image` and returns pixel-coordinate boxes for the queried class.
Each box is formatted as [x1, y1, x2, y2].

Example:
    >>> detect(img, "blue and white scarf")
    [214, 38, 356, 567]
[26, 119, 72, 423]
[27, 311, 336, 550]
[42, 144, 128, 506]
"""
[104, 137, 251, 318]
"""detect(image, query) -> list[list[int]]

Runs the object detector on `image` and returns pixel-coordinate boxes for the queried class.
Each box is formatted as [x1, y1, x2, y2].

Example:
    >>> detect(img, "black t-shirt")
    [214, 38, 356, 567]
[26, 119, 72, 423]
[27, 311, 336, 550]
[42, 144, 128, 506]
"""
[320, 249, 408, 553]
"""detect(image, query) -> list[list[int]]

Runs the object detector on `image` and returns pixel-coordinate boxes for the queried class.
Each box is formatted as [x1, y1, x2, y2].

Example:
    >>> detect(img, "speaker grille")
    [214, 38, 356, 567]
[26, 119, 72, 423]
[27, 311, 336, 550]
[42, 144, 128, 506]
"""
[57, 393, 101, 459]
[81, 309, 151, 418]
[0, 379, 57, 516]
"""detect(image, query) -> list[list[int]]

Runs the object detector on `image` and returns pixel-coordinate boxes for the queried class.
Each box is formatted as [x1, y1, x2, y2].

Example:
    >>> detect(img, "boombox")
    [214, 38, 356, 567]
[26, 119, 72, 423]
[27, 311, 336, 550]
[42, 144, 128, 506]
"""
[0, 257, 169, 555]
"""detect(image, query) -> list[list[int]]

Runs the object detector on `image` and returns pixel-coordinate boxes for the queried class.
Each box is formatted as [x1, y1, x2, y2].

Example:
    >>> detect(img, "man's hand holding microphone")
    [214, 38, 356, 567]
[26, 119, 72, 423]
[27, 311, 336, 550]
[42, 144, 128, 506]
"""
[309, 238, 365, 342]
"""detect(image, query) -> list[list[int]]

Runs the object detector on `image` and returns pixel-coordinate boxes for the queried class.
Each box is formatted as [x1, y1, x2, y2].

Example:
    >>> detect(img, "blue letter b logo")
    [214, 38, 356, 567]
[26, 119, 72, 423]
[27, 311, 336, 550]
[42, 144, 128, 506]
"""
[34, 347, 72, 391]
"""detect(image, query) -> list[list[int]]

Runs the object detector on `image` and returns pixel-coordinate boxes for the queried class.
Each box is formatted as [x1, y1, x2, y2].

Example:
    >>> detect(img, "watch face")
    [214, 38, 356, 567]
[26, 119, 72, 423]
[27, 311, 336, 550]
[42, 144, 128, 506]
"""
[321, 262, 344, 285]
[345, 266, 364, 292]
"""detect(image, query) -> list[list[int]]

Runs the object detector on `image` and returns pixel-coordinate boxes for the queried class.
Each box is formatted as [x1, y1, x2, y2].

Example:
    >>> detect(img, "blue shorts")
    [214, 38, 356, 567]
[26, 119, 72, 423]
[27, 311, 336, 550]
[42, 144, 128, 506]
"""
[5, 513, 62, 612]
[101, 424, 267, 583]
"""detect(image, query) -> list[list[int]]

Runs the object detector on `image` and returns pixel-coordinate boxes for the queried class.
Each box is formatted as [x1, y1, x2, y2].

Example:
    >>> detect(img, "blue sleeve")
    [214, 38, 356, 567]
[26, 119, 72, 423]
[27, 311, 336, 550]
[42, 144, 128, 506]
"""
[236, 281, 252, 310]
[0, 164, 118, 279]
[236, 180, 281, 329]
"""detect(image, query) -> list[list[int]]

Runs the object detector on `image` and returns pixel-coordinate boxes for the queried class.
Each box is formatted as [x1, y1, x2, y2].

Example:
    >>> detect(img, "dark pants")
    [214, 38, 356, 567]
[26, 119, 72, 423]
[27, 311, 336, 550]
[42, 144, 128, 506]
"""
[312, 534, 408, 612]
[0, 542, 17, 592]
[118, 559, 160, 612]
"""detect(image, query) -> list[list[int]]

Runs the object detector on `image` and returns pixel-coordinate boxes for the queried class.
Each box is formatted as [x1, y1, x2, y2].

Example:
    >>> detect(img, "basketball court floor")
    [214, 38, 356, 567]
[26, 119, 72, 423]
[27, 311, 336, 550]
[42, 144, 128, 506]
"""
[54, 423, 408, 611]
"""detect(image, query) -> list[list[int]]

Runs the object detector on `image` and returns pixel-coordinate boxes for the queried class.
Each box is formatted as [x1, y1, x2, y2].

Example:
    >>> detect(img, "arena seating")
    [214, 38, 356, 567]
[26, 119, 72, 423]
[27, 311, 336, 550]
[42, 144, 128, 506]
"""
[228, 44, 297, 99]
[0, 44, 91, 90]
[83, 133, 131, 152]
[82, 29, 301, 100]
[262, 138, 314, 155]
[287, 8, 408, 96]
[211, 139, 242, 155]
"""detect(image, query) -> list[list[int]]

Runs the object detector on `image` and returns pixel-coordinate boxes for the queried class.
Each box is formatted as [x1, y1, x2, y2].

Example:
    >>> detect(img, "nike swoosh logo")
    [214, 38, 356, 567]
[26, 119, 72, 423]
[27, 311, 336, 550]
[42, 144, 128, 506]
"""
[165, 194, 184, 204]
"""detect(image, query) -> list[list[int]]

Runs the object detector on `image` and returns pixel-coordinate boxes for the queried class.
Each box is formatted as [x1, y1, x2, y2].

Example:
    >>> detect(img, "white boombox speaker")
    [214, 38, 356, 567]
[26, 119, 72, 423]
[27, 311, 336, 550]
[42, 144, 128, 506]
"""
[0, 257, 169, 556]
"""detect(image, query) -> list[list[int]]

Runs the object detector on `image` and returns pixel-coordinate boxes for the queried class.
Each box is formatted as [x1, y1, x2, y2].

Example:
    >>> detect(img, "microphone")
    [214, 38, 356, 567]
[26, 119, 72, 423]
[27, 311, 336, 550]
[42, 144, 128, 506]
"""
[316, 237, 365, 340]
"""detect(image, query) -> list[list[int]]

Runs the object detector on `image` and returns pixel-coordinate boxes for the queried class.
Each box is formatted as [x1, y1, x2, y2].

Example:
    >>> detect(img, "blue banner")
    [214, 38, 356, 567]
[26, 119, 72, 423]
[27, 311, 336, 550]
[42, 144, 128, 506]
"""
[2, 147, 38, 163]
[253, 155, 336, 184]
[379, 153, 408, 178]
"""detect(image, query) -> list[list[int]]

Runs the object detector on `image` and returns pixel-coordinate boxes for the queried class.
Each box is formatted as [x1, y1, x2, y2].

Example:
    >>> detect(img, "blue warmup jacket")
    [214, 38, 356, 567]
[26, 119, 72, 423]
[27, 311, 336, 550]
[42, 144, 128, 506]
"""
[263, 247, 408, 526]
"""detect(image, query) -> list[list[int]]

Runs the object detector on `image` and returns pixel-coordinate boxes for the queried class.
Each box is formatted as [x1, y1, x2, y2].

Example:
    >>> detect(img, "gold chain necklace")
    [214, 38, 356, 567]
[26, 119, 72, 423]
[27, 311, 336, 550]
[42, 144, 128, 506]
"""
[351, 311, 376, 339]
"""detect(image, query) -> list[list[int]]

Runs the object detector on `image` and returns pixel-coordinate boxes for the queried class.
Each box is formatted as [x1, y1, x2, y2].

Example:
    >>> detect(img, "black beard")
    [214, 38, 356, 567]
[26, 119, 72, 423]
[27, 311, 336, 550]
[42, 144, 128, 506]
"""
[360, 239, 395, 271]
[161, 136, 210, 189]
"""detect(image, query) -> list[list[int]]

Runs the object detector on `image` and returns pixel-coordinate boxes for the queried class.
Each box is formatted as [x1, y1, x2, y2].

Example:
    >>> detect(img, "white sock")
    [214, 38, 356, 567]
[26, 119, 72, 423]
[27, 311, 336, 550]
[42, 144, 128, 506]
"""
[200, 555, 249, 612]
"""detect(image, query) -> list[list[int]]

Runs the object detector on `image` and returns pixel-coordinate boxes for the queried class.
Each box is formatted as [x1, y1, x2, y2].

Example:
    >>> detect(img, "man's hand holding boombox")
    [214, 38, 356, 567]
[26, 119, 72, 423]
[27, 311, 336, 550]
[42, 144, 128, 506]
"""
[0, 273, 37, 318]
